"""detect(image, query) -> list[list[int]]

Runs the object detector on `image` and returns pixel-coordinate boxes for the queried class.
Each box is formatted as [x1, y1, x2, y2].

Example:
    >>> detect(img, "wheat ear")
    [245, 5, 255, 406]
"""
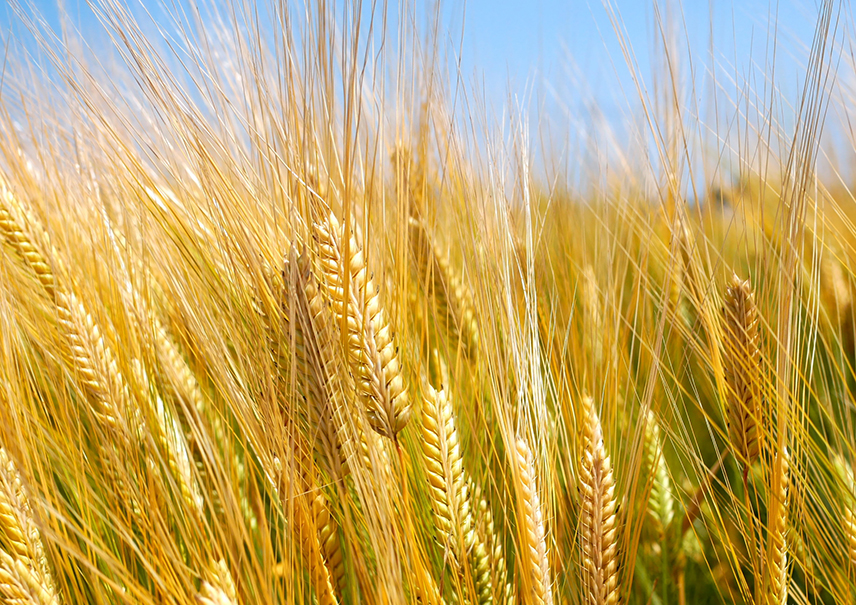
[287, 251, 349, 481]
[196, 559, 238, 605]
[131, 360, 204, 513]
[643, 411, 674, 536]
[471, 480, 513, 605]
[409, 217, 480, 357]
[764, 447, 789, 605]
[312, 212, 411, 440]
[0, 185, 57, 297]
[421, 381, 492, 603]
[0, 448, 59, 605]
[579, 396, 620, 605]
[513, 437, 552, 605]
[833, 456, 856, 582]
[0, 186, 139, 440]
[722, 274, 763, 472]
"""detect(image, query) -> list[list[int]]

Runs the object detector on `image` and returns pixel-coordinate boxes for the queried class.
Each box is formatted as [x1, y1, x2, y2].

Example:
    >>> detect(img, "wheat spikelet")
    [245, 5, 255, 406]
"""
[297, 492, 340, 605]
[312, 212, 411, 440]
[0, 449, 58, 605]
[421, 383, 468, 544]
[579, 396, 619, 605]
[581, 265, 604, 368]
[845, 508, 856, 571]
[421, 381, 493, 603]
[513, 437, 552, 605]
[819, 247, 851, 326]
[765, 447, 789, 605]
[154, 323, 207, 422]
[0, 185, 140, 442]
[196, 559, 238, 605]
[722, 274, 763, 470]
[833, 455, 856, 574]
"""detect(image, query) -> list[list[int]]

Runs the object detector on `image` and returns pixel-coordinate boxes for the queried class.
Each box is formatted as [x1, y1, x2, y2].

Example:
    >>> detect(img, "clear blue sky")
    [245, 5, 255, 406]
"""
[0, 0, 828, 160]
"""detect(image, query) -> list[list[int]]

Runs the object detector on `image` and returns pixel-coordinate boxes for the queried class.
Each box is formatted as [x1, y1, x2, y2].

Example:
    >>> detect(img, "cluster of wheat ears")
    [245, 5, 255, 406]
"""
[0, 0, 855, 603]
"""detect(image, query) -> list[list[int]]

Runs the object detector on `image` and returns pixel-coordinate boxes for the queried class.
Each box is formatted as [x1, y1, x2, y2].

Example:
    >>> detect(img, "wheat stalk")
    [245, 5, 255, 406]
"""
[579, 395, 620, 605]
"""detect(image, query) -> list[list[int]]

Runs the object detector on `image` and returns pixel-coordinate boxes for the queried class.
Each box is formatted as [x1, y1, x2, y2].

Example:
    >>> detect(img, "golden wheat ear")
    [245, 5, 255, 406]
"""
[196, 559, 238, 605]
[513, 437, 552, 605]
[722, 273, 763, 474]
[833, 456, 856, 580]
[470, 479, 513, 605]
[287, 250, 349, 482]
[421, 377, 492, 604]
[408, 217, 480, 358]
[311, 212, 411, 441]
[579, 395, 620, 605]
[0, 447, 60, 605]
[764, 447, 789, 605]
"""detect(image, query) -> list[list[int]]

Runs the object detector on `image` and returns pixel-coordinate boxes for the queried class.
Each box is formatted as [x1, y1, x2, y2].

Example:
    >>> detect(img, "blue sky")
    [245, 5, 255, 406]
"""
[0, 0, 829, 172]
[1, 0, 821, 97]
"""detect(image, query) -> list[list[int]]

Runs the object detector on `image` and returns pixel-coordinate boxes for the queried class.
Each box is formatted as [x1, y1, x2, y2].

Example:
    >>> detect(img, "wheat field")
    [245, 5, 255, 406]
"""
[0, 0, 853, 603]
